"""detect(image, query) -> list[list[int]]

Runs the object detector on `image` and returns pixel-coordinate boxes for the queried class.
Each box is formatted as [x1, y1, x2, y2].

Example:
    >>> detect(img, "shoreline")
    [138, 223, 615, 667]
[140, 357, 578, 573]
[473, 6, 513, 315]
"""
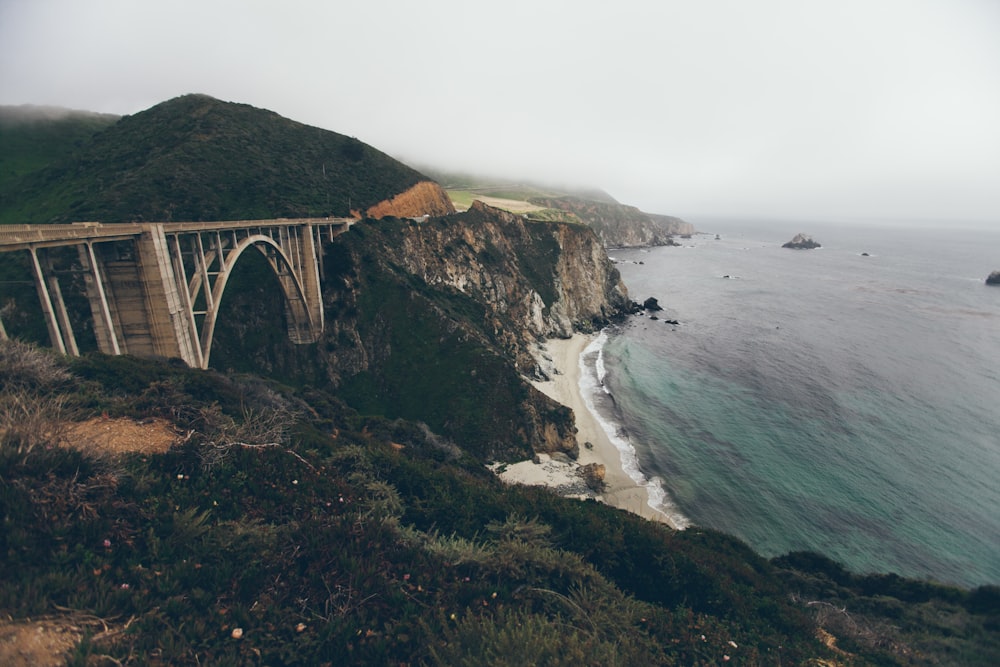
[494, 332, 684, 529]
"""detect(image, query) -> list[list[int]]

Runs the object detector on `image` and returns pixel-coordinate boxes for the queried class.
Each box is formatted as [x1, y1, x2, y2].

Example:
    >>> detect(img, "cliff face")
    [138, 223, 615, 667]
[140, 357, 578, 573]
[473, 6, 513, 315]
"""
[530, 195, 695, 247]
[363, 180, 456, 219]
[211, 202, 629, 461]
[381, 201, 629, 367]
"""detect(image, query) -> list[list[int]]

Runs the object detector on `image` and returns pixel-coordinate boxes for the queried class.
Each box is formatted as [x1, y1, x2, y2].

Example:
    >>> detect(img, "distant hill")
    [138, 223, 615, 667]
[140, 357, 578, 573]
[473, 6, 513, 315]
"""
[529, 195, 694, 247]
[419, 166, 620, 206]
[421, 168, 694, 247]
[0, 94, 445, 224]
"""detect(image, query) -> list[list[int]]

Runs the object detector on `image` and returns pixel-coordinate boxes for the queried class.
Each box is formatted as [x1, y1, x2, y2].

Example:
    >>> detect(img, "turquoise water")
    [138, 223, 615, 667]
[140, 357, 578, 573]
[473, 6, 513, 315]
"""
[595, 222, 1000, 587]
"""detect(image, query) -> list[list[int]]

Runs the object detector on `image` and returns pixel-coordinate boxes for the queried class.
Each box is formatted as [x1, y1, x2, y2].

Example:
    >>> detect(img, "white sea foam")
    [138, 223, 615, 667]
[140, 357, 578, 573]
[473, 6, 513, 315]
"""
[580, 332, 691, 529]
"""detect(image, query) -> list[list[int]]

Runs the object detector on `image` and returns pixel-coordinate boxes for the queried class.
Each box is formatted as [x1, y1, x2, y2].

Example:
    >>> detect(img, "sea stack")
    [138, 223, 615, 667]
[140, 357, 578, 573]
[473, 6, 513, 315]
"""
[986, 271, 1000, 285]
[782, 233, 821, 249]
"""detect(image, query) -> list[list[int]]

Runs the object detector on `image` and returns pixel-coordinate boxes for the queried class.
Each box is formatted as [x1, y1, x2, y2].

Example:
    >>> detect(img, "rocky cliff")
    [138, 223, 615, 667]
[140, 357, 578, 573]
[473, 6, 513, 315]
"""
[363, 180, 456, 219]
[377, 201, 630, 366]
[210, 202, 630, 461]
[530, 195, 694, 247]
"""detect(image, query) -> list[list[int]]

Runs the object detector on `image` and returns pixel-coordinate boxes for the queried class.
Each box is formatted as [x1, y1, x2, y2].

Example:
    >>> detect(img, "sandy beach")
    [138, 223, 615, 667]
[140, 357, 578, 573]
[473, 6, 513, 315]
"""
[494, 333, 682, 528]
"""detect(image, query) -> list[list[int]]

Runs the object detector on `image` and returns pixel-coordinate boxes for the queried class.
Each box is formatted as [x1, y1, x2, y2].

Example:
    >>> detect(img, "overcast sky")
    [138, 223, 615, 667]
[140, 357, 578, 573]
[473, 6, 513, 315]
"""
[2, 0, 998, 225]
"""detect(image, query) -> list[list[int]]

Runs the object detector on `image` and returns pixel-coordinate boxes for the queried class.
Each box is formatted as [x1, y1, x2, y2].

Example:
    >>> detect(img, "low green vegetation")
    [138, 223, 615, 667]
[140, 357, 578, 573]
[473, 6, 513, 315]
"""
[2, 339, 997, 664]
[523, 208, 585, 224]
[445, 189, 478, 210]
[0, 106, 118, 191]
[445, 188, 580, 223]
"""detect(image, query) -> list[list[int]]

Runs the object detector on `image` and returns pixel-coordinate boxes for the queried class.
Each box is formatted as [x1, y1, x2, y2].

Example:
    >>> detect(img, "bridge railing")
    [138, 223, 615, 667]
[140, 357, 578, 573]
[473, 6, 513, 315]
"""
[0, 218, 354, 251]
[0, 223, 147, 250]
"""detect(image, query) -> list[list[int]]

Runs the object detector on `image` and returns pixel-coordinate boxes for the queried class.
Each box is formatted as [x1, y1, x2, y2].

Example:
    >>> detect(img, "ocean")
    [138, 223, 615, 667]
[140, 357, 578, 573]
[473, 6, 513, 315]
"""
[585, 220, 1000, 588]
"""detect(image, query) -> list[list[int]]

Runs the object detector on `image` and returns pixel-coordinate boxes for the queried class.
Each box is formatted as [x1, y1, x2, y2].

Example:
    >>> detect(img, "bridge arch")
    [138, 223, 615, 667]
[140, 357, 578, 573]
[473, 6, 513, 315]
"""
[1, 218, 349, 369]
[199, 234, 319, 368]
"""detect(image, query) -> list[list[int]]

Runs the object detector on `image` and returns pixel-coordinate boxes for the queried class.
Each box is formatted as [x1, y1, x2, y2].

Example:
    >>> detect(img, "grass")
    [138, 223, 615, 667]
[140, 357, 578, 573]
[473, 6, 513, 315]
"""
[446, 188, 575, 220]
[446, 189, 478, 210]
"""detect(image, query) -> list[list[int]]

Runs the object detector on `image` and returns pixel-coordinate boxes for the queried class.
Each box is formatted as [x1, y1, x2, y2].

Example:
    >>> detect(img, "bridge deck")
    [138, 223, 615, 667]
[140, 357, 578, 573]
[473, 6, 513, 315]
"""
[0, 218, 354, 252]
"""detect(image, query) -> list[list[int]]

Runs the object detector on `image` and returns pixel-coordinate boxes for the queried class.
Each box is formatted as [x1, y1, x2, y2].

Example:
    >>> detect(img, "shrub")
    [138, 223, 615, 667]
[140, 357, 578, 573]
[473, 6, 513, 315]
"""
[0, 389, 73, 457]
[0, 338, 71, 391]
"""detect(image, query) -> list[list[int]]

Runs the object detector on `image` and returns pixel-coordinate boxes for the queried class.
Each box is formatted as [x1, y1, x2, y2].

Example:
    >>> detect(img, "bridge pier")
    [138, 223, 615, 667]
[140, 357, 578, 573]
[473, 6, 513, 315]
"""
[78, 242, 121, 356]
[87, 225, 201, 365]
[27, 247, 79, 356]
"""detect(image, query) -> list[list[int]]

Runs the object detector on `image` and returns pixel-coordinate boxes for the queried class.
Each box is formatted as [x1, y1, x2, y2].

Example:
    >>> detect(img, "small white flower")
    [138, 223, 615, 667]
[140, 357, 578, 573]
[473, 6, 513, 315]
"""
[231, 627, 244, 639]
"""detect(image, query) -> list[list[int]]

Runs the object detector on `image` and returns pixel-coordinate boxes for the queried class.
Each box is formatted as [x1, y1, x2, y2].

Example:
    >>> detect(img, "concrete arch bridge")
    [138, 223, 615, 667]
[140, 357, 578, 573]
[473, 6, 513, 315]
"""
[0, 218, 352, 368]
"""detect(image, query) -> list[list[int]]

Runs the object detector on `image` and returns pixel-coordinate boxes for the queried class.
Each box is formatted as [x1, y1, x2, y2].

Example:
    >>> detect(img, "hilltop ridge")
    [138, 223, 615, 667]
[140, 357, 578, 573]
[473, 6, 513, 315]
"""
[0, 94, 452, 224]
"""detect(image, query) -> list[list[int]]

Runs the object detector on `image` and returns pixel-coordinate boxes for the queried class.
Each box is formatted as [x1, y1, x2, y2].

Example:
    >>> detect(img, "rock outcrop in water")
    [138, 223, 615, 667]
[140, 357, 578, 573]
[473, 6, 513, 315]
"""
[986, 271, 1000, 285]
[643, 297, 664, 312]
[782, 233, 821, 249]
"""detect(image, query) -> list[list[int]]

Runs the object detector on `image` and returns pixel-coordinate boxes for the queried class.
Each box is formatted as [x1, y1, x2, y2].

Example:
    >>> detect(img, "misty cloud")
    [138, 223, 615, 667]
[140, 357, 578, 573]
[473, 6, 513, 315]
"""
[1, 0, 998, 225]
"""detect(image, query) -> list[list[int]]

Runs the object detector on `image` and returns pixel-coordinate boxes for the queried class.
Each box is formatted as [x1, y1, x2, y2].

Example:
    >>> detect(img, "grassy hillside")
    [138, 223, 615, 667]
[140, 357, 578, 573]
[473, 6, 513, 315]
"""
[0, 106, 118, 190]
[0, 94, 429, 224]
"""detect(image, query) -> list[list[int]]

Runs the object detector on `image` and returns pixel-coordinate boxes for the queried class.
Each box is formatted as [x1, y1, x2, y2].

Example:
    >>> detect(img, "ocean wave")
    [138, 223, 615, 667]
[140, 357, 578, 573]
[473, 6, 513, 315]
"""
[580, 331, 691, 529]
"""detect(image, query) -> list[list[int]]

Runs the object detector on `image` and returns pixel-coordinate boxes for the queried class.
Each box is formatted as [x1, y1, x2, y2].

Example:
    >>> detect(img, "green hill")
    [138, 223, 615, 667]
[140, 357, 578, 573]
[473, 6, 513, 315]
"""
[0, 105, 119, 191]
[0, 94, 429, 224]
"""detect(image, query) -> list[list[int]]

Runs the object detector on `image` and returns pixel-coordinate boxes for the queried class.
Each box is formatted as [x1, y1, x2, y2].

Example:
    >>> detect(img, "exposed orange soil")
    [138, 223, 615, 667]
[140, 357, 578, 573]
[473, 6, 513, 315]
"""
[62, 416, 183, 456]
[0, 618, 82, 667]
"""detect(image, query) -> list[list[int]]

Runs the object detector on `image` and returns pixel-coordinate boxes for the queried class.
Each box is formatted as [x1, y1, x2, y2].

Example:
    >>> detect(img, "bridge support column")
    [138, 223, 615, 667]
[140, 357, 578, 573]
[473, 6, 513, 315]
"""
[86, 226, 200, 365]
[298, 223, 324, 340]
[78, 242, 122, 356]
[27, 247, 78, 355]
